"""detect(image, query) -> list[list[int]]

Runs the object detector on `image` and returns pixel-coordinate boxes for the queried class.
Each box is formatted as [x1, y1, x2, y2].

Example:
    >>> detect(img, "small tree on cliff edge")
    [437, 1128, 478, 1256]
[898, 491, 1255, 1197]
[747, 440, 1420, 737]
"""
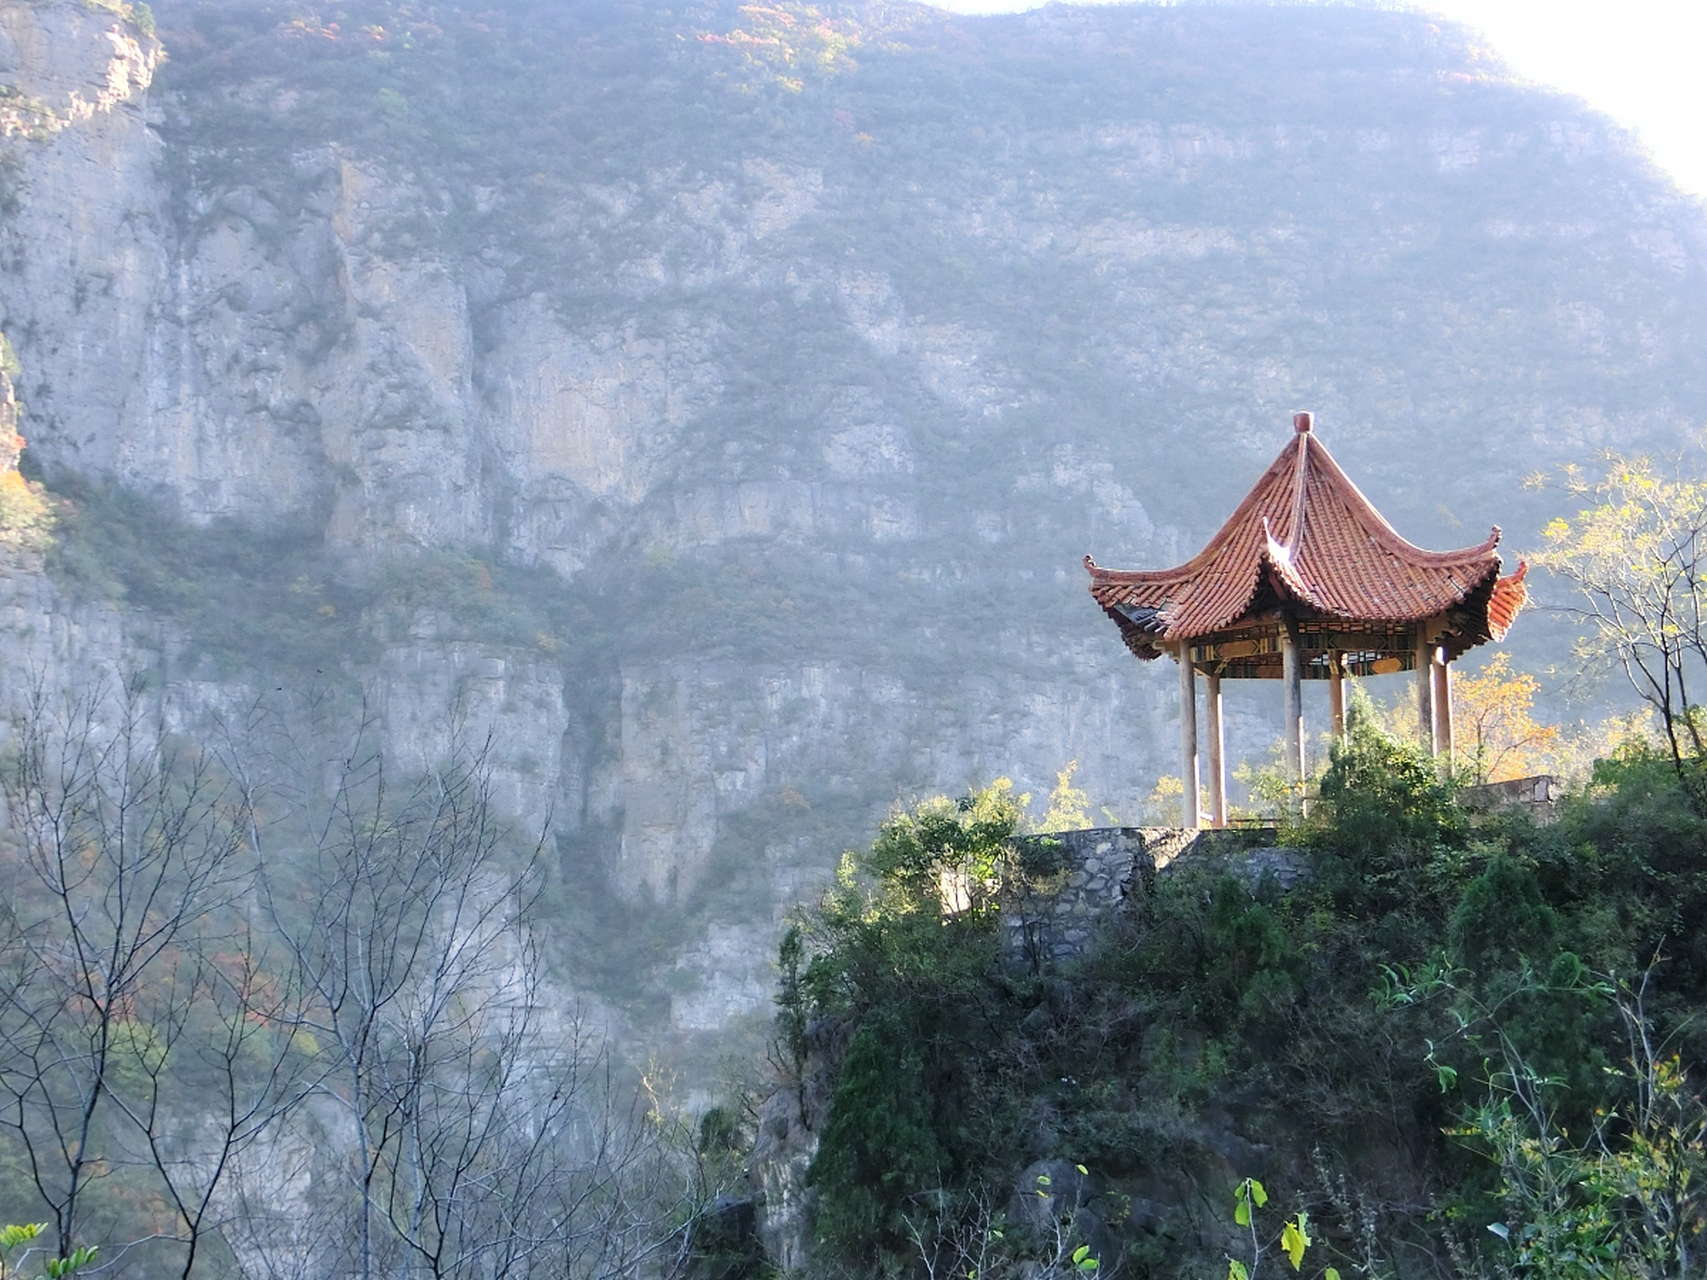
[798, 782, 1026, 1260]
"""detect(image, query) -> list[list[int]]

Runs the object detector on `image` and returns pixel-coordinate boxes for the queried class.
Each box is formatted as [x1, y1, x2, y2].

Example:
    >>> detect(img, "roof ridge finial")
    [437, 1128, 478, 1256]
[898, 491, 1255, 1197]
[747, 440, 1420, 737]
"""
[1285, 413, 1312, 554]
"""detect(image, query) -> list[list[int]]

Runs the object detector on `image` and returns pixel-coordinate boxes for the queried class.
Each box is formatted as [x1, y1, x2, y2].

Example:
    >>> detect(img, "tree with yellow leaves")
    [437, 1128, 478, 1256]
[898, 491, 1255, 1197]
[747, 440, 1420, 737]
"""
[1452, 652, 1561, 784]
[1038, 760, 1092, 831]
[1533, 449, 1707, 804]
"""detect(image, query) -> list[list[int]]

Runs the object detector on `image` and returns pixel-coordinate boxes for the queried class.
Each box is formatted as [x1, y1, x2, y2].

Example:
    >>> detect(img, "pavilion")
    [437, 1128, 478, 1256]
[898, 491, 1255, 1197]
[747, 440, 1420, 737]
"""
[1085, 412, 1528, 829]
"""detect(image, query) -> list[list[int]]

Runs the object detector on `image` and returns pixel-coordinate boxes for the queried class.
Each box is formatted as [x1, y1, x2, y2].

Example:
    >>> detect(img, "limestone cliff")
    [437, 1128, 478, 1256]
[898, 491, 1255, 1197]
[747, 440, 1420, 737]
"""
[0, 0, 1705, 1051]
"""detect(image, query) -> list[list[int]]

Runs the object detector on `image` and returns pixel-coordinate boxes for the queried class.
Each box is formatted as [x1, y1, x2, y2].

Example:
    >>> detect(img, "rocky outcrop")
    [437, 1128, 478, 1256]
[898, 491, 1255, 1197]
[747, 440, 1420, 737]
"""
[744, 825, 1314, 1272]
[749, 1014, 851, 1275]
[0, 3, 166, 491]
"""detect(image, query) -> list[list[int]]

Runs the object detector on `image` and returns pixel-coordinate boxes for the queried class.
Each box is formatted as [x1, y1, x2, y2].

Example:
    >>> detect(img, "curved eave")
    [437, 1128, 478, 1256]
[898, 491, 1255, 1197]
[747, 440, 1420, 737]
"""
[1097, 556, 1525, 669]
[1087, 544, 1506, 643]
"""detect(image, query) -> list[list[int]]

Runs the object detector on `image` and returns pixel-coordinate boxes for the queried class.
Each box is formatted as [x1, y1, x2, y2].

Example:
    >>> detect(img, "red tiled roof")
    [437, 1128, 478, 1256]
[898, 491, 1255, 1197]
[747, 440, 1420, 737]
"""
[1087, 417, 1525, 657]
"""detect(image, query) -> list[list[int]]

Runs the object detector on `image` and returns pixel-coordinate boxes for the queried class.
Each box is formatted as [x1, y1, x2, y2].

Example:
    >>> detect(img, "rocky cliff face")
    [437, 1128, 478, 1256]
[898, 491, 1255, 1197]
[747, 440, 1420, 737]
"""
[1, 0, 1705, 1052]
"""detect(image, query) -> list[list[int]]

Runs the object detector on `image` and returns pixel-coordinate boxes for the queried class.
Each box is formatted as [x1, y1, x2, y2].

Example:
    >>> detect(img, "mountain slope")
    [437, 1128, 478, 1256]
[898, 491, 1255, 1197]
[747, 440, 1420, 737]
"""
[0, 0, 1702, 1044]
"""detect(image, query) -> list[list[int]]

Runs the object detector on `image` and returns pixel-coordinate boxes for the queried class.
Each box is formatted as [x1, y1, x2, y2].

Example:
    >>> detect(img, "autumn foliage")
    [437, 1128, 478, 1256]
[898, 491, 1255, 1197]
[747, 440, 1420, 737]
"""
[1452, 652, 1562, 784]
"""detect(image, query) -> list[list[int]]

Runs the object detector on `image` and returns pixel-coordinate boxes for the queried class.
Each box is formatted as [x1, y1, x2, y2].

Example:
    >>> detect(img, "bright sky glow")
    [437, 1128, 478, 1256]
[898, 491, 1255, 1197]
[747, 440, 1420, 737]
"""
[924, 0, 1707, 200]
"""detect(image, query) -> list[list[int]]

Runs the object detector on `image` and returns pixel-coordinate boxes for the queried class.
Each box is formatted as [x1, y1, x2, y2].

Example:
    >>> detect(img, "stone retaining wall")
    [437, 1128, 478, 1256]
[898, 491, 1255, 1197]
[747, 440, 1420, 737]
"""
[1002, 827, 1302, 967]
[1459, 774, 1562, 824]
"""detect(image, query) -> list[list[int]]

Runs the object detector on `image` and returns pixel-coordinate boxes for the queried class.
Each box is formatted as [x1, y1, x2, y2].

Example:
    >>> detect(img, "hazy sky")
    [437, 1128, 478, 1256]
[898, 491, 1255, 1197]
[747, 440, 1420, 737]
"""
[924, 0, 1707, 200]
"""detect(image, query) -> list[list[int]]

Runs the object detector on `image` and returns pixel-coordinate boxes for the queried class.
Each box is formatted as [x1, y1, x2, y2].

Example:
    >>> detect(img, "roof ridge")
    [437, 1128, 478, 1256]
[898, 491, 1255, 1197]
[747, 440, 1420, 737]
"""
[1285, 431, 1310, 556]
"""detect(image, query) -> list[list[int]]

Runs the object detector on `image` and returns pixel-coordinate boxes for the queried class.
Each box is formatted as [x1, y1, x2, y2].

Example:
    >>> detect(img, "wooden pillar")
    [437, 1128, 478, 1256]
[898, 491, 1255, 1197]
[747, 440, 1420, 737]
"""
[1206, 671, 1226, 829]
[1328, 652, 1346, 741]
[1177, 643, 1201, 830]
[1432, 648, 1454, 762]
[1415, 632, 1435, 753]
[1281, 622, 1304, 787]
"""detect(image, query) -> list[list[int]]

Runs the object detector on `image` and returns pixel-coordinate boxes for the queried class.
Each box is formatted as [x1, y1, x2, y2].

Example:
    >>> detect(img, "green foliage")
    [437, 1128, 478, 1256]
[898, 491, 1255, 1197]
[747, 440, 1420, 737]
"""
[795, 783, 1024, 1259]
[810, 1009, 950, 1245]
[1448, 855, 1557, 974]
[0, 1223, 94, 1280]
[861, 780, 1025, 911]
[775, 923, 809, 1081]
[1227, 1177, 1315, 1280]
[696, 1105, 745, 1158]
[783, 710, 1707, 1279]
[41, 1248, 95, 1280]
[1456, 979, 1707, 1280]
[1234, 1176, 1268, 1227]
[1309, 695, 1467, 917]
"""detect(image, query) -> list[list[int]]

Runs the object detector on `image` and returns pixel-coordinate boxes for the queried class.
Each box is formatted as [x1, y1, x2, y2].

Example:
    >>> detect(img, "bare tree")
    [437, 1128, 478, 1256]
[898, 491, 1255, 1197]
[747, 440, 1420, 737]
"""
[0, 682, 704, 1278]
[103, 931, 314, 1279]
[241, 707, 702, 1280]
[392, 1006, 702, 1280]
[0, 677, 253, 1261]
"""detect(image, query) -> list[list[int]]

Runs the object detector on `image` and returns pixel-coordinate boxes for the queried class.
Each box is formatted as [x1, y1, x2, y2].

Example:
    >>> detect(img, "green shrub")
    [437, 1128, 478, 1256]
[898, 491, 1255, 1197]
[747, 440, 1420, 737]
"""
[1309, 699, 1468, 921]
[1449, 852, 1556, 967]
[809, 1009, 951, 1246]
